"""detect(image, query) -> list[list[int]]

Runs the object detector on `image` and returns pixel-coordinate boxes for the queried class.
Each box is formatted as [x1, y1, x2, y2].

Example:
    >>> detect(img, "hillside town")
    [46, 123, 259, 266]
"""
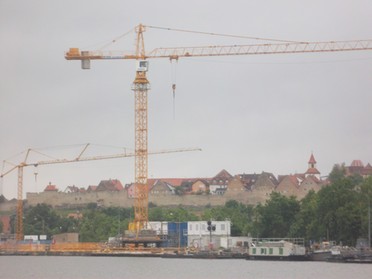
[1, 154, 371, 211]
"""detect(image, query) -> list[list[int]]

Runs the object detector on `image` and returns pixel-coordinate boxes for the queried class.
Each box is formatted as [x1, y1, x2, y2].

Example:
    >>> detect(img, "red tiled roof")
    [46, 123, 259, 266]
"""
[305, 167, 320, 175]
[112, 180, 124, 191]
[147, 178, 200, 187]
[305, 174, 320, 183]
[87, 185, 98, 192]
[351, 160, 364, 167]
[44, 183, 58, 192]
[362, 163, 372, 175]
[97, 179, 124, 191]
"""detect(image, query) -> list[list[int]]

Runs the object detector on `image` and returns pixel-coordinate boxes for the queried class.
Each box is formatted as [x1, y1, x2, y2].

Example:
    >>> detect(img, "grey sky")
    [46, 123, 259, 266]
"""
[1, 0, 371, 199]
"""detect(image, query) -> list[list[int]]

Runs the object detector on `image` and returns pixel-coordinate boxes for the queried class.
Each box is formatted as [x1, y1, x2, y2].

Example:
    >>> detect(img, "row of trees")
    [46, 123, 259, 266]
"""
[11, 171, 372, 246]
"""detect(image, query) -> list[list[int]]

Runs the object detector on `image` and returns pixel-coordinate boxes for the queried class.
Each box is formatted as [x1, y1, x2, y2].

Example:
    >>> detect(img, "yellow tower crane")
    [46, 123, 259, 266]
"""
[0, 144, 200, 240]
[65, 23, 372, 239]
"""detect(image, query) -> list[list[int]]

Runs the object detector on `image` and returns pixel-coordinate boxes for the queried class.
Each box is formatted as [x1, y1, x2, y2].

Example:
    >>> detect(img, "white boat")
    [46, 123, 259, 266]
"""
[309, 241, 337, 261]
[247, 238, 308, 261]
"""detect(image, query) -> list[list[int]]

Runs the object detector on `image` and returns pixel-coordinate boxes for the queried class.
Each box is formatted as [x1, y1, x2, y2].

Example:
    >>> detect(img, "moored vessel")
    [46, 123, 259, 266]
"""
[246, 238, 308, 261]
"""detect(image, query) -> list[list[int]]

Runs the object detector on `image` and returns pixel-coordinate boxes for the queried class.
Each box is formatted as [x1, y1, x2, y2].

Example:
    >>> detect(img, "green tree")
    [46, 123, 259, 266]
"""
[254, 192, 300, 238]
[288, 190, 319, 242]
[328, 164, 346, 183]
[24, 204, 62, 238]
[79, 210, 120, 242]
[316, 177, 363, 246]
[358, 176, 372, 241]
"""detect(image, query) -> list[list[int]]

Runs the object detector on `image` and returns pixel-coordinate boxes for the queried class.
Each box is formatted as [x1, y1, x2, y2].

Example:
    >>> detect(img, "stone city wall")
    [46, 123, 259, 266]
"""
[26, 188, 273, 208]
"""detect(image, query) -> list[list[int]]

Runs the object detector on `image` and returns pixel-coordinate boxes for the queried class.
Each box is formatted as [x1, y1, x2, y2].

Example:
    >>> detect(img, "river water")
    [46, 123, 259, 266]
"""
[0, 256, 371, 279]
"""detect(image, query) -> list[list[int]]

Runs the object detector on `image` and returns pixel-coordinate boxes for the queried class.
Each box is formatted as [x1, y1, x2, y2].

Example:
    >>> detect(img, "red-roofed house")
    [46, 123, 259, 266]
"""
[276, 175, 300, 197]
[345, 160, 372, 177]
[96, 179, 124, 192]
[87, 185, 98, 192]
[44, 182, 58, 192]
[191, 180, 209, 194]
[362, 163, 372, 177]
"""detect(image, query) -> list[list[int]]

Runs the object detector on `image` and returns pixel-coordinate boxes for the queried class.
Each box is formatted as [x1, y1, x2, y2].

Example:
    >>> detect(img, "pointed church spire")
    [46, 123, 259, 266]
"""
[305, 152, 320, 178]
[308, 153, 317, 168]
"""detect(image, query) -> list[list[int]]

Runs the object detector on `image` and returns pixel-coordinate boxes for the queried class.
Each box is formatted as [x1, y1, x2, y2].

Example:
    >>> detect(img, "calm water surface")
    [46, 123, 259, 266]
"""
[1, 256, 372, 279]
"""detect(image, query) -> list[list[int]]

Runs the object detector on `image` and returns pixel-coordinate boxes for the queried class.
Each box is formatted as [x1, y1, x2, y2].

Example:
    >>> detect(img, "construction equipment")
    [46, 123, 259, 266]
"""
[0, 144, 200, 240]
[65, 23, 372, 239]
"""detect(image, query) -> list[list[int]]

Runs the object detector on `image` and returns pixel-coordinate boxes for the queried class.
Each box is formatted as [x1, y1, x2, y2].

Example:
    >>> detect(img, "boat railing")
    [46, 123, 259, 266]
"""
[250, 238, 305, 247]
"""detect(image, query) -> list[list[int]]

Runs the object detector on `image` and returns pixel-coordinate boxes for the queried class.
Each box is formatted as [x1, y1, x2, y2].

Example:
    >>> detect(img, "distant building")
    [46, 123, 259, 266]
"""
[149, 180, 175, 195]
[237, 172, 278, 191]
[86, 185, 98, 192]
[345, 160, 372, 177]
[276, 153, 323, 198]
[209, 169, 233, 195]
[64, 185, 85, 193]
[191, 180, 209, 194]
[44, 182, 58, 192]
[96, 179, 124, 192]
[305, 153, 321, 180]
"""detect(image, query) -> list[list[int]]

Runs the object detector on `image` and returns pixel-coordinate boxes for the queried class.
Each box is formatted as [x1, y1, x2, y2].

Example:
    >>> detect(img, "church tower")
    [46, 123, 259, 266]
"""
[305, 153, 320, 179]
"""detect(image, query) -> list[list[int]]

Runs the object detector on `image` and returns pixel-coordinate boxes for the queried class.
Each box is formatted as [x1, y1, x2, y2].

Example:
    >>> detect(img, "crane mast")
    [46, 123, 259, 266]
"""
[131, 24, 150, 232]
[16, 166, 24, 240]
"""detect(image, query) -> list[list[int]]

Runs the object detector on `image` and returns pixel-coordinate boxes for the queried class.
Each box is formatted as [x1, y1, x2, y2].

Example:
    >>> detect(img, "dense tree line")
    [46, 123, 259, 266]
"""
[15, 169, 372, 246]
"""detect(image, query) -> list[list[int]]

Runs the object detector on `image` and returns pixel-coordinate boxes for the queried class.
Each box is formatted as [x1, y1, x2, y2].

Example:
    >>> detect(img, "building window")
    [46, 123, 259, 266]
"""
[221, 224, 225, 231]
[202, 224, 206, 231]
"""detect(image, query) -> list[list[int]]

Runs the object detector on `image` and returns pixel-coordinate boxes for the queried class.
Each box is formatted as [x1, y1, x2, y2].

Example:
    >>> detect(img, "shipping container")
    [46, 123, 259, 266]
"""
[166, 222, 188, 248]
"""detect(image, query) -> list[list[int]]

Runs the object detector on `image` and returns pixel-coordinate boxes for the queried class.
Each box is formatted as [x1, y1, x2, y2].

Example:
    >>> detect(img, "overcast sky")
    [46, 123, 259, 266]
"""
[1, 0, 371, 199]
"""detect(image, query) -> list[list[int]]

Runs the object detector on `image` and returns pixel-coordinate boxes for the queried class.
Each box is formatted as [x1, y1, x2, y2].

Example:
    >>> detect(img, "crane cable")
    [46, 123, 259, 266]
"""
[146, 25, 304, 43]
[171, 59, 178, 120]
[98, 27, 136, 50]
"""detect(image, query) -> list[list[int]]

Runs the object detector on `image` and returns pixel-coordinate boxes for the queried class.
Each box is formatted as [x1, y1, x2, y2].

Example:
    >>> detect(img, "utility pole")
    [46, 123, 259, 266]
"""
[207, 220, 216, 250]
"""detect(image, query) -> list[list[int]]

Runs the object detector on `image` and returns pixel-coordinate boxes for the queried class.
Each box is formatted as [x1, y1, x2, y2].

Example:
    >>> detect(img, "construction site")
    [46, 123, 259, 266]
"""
[1, 23, 372, 257]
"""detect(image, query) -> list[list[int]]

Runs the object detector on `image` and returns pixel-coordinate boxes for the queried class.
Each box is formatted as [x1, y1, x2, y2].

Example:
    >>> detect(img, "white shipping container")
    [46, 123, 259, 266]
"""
[24, 235, 38, 241]
[147, 221, 168, 235]
[39, 235, 47, 240]
[187, 221, 231, 236]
